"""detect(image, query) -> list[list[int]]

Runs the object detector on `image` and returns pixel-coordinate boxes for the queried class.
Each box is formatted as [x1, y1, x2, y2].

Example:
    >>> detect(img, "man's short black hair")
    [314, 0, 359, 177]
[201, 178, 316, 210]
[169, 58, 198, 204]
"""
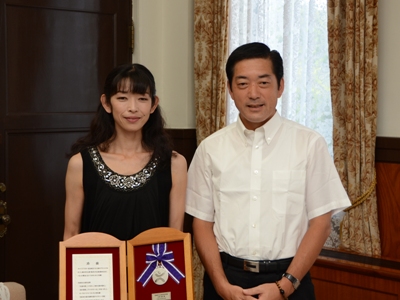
[226, 42, 284, 89]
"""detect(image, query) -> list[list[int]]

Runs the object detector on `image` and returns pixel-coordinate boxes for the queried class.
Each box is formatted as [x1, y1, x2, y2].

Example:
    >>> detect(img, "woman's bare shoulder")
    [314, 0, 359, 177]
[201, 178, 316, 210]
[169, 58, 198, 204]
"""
[67, 152, 83, 171]
[171, 151, 187, 171]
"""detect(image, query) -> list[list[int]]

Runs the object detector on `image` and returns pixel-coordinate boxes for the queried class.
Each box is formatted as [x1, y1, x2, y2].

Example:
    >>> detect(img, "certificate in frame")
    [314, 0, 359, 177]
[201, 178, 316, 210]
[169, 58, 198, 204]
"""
[127, 227, 194, 300]
[59, 232, 127, 300]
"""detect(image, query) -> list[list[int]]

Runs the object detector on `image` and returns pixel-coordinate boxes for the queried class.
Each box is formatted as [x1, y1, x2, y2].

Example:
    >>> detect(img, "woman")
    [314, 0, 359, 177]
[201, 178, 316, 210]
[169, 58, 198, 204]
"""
[63, 63, 187, 241]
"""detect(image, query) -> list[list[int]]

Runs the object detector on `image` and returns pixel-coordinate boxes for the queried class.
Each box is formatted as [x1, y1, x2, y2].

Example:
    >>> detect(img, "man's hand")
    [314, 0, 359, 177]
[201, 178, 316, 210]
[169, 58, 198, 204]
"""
[243, 282, 288, 300]
[218, 282, 258, 300]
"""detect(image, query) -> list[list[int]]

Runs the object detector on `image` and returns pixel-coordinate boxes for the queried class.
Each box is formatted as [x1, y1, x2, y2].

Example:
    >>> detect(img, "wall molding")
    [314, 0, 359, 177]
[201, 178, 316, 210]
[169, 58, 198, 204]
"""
[165, 133, 400, 164]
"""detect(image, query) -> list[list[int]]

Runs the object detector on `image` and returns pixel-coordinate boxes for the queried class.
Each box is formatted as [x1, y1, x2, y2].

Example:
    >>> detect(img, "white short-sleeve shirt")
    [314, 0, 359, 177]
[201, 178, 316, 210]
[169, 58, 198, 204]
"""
[185, 112, 351, 260]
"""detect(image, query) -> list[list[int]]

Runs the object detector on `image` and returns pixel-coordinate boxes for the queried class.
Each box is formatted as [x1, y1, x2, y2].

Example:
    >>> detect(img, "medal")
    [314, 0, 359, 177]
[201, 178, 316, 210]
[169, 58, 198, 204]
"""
[137, 243, 185, 287]
[152, 263, 168, 285]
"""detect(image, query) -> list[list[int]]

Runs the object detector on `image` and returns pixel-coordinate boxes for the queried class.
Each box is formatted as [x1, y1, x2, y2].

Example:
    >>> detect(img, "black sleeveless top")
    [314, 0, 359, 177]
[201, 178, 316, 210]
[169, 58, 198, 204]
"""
[80, 147, 172, 240]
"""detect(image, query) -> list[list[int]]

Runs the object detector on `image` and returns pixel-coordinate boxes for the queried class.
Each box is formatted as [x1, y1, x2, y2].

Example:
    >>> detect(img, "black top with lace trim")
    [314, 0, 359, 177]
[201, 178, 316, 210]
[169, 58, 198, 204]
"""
[80, 146, 172, 240]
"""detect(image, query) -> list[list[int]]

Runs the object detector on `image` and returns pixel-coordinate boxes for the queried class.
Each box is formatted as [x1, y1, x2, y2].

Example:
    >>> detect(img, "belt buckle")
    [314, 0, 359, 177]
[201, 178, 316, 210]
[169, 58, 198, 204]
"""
[243, 260, 259, 273]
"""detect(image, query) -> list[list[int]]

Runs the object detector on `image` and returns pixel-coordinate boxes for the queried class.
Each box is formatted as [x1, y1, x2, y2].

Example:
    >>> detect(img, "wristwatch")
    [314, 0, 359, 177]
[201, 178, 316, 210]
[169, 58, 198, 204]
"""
[282, 272, 300, 290]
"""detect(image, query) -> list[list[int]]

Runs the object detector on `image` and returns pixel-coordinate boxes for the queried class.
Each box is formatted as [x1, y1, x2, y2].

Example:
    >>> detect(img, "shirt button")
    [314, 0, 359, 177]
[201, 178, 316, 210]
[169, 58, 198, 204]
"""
[252, 196, 258, 201]
[252, 224, 256, 228]
[254, 170, 259, 174]
[255, 145, 259, 149]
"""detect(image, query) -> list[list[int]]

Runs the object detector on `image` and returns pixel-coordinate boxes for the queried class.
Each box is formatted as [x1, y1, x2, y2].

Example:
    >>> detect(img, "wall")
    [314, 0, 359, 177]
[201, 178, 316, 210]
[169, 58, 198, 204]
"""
[133, 1, 400, 138]
[377, 0, 400, 138]
[132, 0, 195, 129]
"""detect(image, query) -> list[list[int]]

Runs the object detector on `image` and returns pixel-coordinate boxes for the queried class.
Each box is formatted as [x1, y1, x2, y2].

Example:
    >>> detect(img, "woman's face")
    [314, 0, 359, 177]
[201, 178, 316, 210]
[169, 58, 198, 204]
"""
[101, 83, 159, 134]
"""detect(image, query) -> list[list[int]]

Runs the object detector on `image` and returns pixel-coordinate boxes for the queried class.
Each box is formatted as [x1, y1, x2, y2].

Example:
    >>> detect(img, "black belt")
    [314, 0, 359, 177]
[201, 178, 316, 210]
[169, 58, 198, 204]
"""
[220, 252, 293, 273]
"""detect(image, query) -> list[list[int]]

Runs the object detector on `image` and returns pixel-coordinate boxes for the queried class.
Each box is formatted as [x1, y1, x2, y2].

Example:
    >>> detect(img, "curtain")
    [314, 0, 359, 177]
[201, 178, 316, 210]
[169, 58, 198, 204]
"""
[194, 0, 229, 145]
[328, 0, 381, 256]
[193, 1, 229, 299]
[228, 0, 345, 248]
[228, 1, 333, 153]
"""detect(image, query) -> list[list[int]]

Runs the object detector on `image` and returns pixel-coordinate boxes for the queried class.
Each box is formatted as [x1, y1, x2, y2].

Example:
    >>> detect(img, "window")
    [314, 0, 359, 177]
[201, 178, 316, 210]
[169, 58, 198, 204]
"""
[228, 0, 332, 154]
[228, 0, 343, 248]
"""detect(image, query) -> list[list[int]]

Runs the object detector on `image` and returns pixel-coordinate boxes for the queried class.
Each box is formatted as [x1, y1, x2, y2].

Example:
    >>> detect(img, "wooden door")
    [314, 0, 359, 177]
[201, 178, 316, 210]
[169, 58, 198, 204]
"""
[0, 0, 132, 299]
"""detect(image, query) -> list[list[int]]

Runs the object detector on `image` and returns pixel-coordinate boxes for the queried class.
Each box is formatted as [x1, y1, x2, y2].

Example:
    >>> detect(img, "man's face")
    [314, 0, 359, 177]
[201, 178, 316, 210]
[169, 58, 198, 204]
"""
[228, 58, 284, 130]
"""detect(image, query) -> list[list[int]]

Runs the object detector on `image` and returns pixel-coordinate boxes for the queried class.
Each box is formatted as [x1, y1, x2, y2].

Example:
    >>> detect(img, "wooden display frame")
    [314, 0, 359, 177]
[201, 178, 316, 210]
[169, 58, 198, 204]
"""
[127, 227, 194, 300]
[60, 228, 194, 300]
[59, 232, 127, 300]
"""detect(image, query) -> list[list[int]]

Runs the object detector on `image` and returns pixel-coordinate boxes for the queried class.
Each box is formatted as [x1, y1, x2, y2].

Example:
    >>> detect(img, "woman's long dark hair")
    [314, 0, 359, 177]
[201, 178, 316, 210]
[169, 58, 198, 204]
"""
[69, 63, 173, 166]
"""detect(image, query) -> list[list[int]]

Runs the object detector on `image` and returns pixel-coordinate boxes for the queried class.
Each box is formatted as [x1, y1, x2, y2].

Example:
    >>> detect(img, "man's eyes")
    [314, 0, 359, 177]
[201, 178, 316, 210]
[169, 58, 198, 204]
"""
[236, 81, 270, 87]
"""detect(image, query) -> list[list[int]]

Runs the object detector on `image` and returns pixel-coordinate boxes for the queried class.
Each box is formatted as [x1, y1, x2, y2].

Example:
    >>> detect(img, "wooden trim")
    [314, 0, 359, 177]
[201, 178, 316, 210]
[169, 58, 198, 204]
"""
[318, 249, 400, 280]
[166, 129, 197, 234]
[167, 128, 196, 140]
[127, 227, 194, 300]
[312, 248, 400, 299]
[59, 233, 128, 300]
[310, 136, 400, 299]
[311, 263, 400, 299]
[376, 162, 400, 259]
[376, 136, 400, 163]
[165, 134, 400, 164]
[167, 129, 197, 166]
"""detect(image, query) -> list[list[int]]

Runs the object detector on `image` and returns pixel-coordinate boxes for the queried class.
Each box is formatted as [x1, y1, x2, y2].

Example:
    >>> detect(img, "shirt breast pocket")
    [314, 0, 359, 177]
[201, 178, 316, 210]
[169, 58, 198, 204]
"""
[272, 170, 306, 215]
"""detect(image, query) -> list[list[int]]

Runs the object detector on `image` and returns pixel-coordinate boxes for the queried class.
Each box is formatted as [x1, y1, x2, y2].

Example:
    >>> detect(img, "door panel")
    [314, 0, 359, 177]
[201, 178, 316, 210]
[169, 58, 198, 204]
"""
[5, 131, 85, 296]
[6, 4, 118, 113]
[0, 0, 132, 299]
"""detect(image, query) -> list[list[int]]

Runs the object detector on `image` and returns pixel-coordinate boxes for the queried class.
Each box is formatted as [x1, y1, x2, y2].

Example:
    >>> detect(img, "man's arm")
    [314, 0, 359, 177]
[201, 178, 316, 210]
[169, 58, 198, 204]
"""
[243, 211, 332, 299]
[193, 217, 253, 300]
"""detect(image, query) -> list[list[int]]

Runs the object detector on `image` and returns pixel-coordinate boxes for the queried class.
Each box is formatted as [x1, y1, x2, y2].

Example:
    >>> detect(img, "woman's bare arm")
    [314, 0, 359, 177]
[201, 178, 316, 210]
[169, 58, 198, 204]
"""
[63, 153, 85, 240]
[168, 151, 187, 231]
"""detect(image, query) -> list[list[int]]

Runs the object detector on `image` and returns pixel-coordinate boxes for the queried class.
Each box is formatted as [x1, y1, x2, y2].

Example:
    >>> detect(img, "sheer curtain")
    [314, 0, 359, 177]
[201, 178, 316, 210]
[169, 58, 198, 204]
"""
[228, 0, 332, 152]
[228, 0, 342, 247]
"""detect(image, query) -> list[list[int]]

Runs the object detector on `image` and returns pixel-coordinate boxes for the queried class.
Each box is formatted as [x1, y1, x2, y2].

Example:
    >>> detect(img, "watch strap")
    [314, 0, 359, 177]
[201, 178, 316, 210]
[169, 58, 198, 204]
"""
[282, 272, 300, 290]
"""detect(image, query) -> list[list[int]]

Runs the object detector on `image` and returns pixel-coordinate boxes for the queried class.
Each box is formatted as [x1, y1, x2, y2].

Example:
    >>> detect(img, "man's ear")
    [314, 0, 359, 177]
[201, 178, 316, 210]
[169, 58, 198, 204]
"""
[150, 96, 159, 114]
[100, 94, 112, 113]
[227, 81, 234, 99]
[278, 78, 285, 98]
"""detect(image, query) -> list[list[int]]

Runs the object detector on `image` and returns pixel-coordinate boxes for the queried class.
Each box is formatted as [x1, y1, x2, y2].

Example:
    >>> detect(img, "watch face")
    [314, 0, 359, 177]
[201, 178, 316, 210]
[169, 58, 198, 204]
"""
[293, 280, 300, 289]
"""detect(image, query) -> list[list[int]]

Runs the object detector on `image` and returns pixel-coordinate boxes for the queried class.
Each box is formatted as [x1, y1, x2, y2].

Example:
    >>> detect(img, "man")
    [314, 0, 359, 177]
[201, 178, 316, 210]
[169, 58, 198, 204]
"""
[186, 42, 351, 300]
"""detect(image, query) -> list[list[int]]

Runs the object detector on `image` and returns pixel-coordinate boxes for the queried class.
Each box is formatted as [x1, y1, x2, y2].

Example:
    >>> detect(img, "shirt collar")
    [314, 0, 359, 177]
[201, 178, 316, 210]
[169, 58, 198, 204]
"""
[235, 111, 283, 145]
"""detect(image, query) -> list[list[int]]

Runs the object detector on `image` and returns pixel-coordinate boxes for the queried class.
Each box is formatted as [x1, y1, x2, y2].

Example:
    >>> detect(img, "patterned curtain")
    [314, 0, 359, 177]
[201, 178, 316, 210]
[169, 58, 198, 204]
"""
[328, 0, 381, 256]
[194, 0, 229, 145]
[193, 0, 229, 299]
